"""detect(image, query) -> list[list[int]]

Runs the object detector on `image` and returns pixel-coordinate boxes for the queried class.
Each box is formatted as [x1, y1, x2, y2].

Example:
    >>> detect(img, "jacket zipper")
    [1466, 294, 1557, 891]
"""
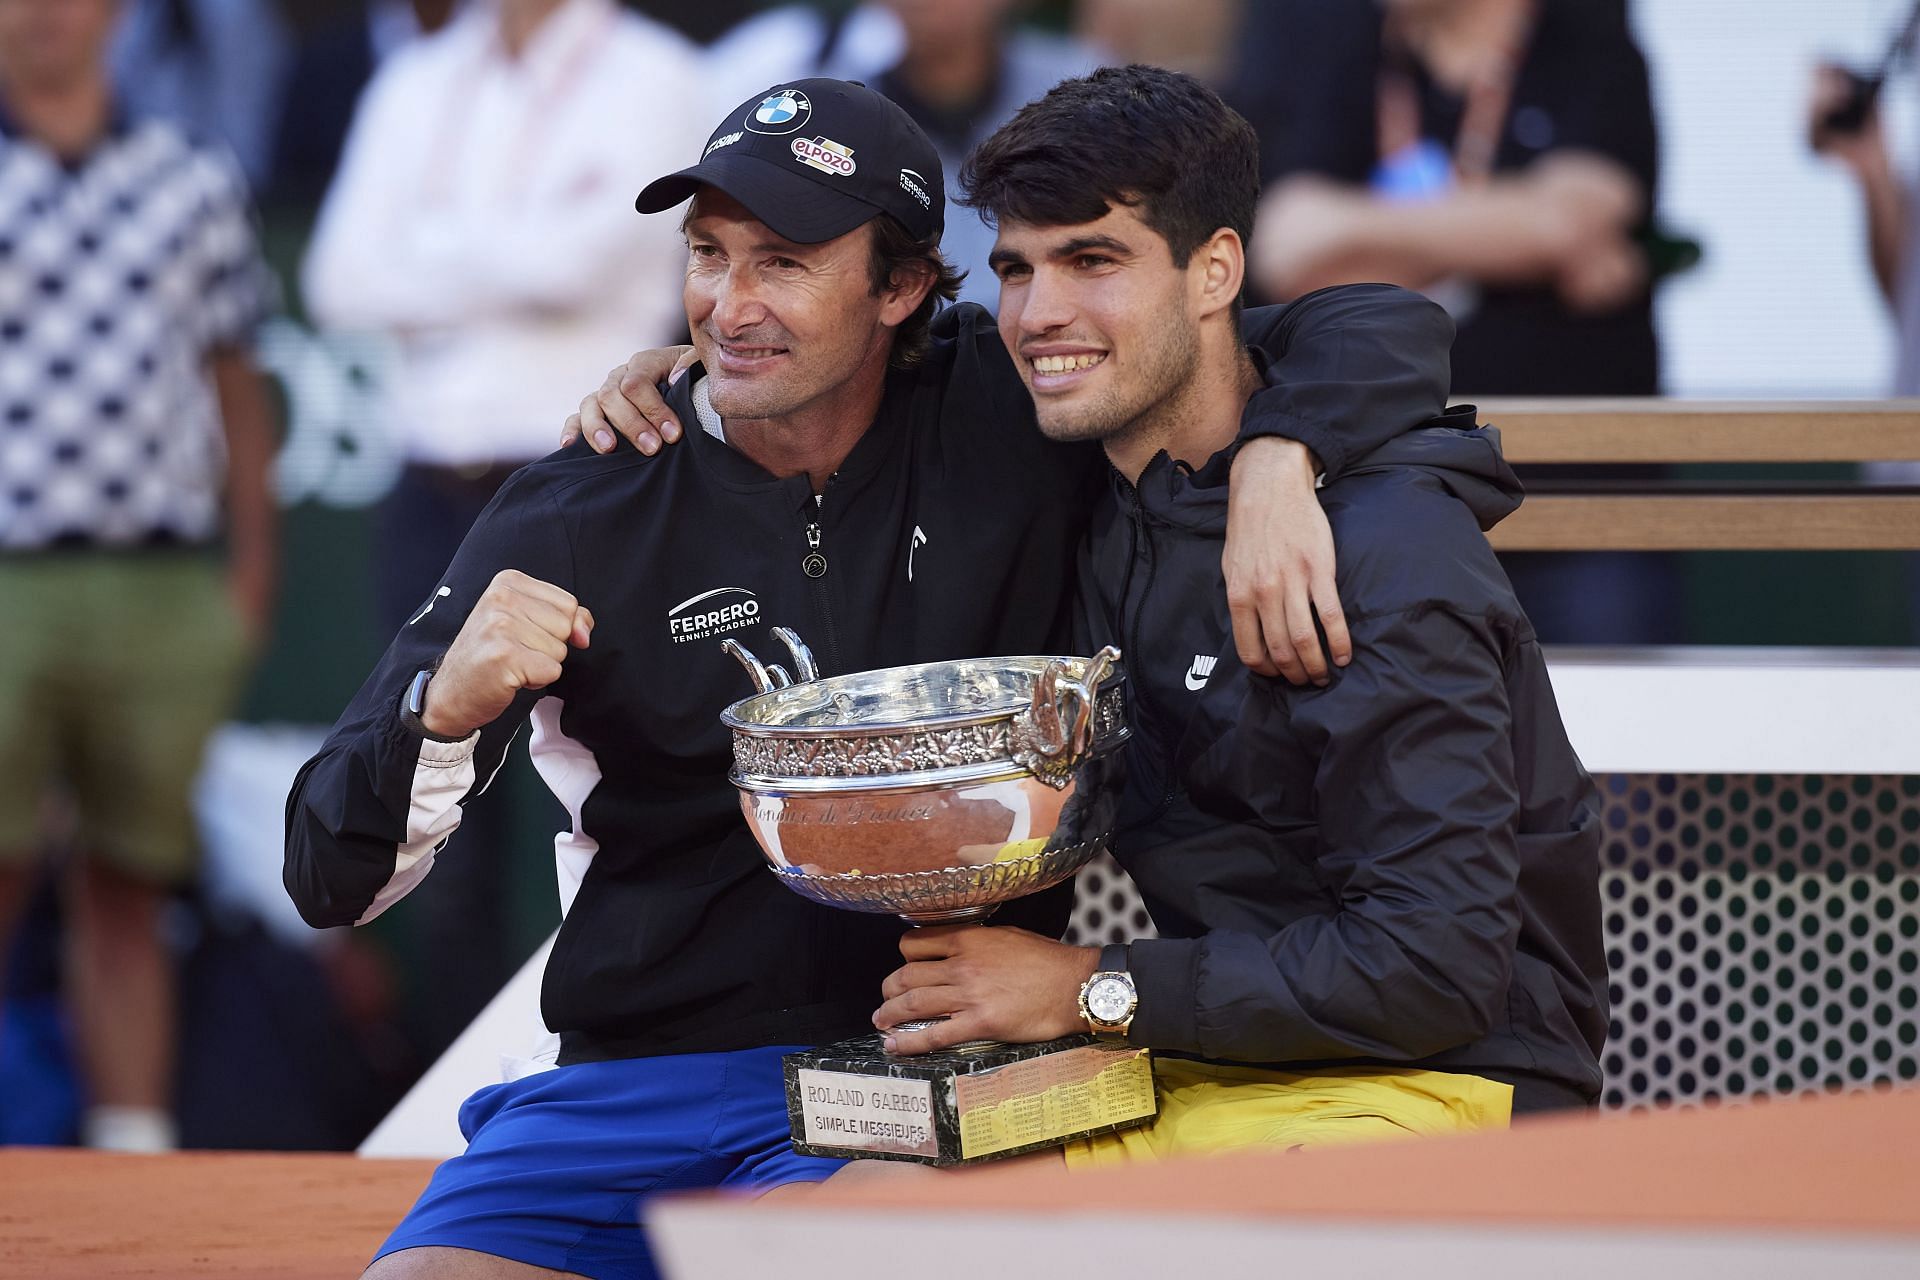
[1116, 479, 1181, 829]
[800, 493, 844, 674]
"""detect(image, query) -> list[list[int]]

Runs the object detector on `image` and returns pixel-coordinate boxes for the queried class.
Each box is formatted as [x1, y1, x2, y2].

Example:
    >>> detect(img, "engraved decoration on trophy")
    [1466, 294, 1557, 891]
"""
[718, 629, 1158, 1165]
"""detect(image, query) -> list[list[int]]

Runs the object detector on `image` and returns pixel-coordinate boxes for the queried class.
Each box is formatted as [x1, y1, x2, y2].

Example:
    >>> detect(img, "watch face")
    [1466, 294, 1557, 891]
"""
[1087, 976, 1133, 1024]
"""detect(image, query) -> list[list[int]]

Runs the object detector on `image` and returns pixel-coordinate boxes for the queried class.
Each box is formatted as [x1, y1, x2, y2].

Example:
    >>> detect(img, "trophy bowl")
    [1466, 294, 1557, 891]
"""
[719, 630, 1129, 924]
[719, 633, 1158, 1168]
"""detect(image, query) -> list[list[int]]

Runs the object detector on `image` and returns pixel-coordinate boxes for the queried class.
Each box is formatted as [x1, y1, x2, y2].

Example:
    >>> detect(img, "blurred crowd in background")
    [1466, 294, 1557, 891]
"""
[1, 0, 1916, 1154]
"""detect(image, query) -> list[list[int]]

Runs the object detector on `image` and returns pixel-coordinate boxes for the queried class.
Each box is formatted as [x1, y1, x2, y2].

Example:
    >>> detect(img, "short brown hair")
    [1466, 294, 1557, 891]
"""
[866, 214, 963, 367]
[961, 66, 1259, 324]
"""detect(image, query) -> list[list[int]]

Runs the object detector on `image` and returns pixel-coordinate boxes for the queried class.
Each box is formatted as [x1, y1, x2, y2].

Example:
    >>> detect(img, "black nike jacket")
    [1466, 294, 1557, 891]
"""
[1078, 411, 1608, 1108]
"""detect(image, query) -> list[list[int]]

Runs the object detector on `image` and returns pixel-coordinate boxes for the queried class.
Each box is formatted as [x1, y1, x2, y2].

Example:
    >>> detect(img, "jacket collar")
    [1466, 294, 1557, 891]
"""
[667, 362, 912, 511]
[1107, 349, 1270, 534]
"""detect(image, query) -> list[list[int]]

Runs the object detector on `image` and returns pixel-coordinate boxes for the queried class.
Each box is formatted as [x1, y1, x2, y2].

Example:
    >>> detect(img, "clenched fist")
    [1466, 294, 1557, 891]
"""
[422, 570, 595, 738]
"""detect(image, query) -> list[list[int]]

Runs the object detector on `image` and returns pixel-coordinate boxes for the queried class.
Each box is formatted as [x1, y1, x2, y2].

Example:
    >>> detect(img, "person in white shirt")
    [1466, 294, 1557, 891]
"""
[301, 0, 705, 1056]
[305, 0, 698, 479]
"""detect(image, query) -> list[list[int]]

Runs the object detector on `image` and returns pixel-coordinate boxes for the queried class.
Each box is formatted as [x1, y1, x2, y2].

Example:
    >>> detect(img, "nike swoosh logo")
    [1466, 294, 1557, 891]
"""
[408, 586, 451, 626]
[1184, 670, 1209, 691]
[908, 525, 928, 582]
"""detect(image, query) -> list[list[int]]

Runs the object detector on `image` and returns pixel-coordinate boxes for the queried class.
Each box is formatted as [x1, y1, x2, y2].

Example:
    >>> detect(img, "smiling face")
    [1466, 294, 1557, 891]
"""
[682, 189, 923, 425]
[990, 202, 1205, 447]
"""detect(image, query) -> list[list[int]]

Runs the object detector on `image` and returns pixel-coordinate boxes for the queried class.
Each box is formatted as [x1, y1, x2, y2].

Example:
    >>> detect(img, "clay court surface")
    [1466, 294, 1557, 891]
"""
[2, 1088, 1915, 1276]
[0, 1150, 433, 1278]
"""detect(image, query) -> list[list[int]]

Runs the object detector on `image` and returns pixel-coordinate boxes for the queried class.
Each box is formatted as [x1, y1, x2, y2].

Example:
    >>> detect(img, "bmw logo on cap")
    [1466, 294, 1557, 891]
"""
[747, 89, 812, 135]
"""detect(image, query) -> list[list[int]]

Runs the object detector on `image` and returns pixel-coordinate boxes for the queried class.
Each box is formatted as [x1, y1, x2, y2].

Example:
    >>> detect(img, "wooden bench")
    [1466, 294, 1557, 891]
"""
[1473, 398, 1920, 550]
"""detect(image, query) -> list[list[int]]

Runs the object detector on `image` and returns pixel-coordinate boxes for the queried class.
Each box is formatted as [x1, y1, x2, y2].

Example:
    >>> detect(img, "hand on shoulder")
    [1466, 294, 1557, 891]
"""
[560, 346, 698, 456]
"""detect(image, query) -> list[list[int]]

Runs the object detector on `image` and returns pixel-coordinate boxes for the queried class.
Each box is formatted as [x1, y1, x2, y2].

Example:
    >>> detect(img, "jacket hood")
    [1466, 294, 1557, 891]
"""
[1127, 404, 1523, 535]
[1340, 405, 1524, 532]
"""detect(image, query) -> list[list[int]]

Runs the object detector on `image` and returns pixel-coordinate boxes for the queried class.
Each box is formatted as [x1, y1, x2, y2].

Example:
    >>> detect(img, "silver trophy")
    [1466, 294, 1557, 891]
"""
[719, 629, 1158, 1165]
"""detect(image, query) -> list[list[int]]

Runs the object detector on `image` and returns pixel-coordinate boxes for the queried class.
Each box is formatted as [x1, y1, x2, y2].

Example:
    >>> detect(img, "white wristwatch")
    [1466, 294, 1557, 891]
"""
[1077, 943, 1138, 1037]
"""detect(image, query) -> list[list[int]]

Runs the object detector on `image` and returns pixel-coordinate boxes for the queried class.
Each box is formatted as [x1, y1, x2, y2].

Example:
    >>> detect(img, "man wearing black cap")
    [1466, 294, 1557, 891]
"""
[287, 78, 1453, 1279]
[642, 81, 939, 244]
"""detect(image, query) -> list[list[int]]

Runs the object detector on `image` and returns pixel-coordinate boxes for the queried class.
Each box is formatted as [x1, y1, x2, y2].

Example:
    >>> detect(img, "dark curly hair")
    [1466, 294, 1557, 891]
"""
[960, 65, 1260, 322]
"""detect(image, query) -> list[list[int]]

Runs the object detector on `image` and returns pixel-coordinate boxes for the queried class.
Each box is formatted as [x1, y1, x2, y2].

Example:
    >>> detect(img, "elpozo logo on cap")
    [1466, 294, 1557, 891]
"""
[747, 89, 811, 135]
[791, 136, 856, 177]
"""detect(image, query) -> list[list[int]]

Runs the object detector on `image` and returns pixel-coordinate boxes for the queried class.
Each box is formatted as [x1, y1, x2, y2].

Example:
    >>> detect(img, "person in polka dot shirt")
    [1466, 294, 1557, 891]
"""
[0, 0, 278, 1154]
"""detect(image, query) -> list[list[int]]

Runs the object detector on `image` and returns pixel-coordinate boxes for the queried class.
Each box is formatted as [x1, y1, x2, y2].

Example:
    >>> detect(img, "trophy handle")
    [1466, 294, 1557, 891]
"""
[1011, 646, 1121, 789]
[721, 638, 776, 694]
[723, 631, 820, 694]
[772, 627, 820, 683]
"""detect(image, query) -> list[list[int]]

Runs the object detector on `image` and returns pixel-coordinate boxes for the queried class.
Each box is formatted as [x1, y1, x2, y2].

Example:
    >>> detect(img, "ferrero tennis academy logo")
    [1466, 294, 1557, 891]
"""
[667, 586, 762, 644]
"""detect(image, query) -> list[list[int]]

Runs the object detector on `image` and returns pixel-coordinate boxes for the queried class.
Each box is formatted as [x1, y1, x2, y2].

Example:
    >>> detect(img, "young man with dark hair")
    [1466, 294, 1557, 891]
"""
[876, 64, 1607, 1156]
[288, 77, 1455, 1277]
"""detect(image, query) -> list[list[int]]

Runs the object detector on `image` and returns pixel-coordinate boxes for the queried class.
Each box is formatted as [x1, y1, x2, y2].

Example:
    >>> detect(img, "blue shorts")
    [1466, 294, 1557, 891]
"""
[374, 1045, 844, 1279]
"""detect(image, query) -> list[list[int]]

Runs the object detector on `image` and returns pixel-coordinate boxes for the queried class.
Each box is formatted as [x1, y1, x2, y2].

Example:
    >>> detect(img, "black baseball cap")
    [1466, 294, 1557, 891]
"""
[635, 78, 944, 245]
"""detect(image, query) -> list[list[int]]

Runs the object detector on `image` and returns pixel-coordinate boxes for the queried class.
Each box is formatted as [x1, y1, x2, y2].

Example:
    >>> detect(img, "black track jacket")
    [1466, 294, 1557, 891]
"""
[284, 289, 1454, 1065]
[1080, 412, 1607, 1107]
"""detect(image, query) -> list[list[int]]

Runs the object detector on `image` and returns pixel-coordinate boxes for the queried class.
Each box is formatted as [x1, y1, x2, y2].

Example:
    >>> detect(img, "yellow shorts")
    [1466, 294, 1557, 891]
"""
[1062, 1059, 1513, 1169]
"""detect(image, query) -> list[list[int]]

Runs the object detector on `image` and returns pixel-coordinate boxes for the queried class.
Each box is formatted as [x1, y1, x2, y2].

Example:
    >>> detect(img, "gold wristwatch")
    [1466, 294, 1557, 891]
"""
[1077, 943, 1137, 1037]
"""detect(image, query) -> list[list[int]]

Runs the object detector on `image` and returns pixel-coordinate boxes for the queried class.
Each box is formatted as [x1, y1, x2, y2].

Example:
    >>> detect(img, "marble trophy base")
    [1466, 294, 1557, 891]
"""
[784, 1032, 1158, 1166]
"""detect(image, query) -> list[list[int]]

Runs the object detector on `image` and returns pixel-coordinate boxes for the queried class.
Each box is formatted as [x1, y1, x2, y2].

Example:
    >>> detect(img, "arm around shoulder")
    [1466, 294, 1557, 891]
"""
[1237, 284, 1453, 482]
[1219, 285, 1454, 684]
